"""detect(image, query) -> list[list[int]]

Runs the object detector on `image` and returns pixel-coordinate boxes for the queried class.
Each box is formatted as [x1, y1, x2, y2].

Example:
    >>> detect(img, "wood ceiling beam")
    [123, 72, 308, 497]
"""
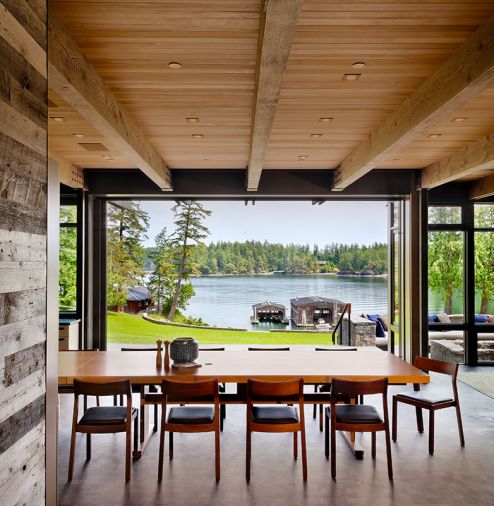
[421, 132, 494, 189]
[47, 11, 172, 191]
[333, 14, 494, 190]
[470, 173, 494, 200]
[246, 0, 304, 191]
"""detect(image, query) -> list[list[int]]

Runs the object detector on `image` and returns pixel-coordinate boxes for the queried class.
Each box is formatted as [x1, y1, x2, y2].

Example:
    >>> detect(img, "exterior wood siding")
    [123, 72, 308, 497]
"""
[0, 0, 47, 504]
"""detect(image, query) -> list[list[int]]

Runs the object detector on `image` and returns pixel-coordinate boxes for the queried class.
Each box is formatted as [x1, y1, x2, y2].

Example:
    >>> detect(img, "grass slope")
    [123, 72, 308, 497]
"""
[107, 312, 333, 345]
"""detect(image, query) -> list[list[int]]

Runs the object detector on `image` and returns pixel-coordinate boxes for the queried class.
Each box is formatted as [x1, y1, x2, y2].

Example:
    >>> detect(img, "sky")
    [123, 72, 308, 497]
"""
[138, 201, 388, 248]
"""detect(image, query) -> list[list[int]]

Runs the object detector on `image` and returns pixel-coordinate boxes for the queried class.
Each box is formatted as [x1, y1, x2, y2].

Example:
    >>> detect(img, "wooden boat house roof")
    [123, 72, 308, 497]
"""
[252, 301, 286, 310]
[291, 297, 345, 308]
[126, 286, 151, 302]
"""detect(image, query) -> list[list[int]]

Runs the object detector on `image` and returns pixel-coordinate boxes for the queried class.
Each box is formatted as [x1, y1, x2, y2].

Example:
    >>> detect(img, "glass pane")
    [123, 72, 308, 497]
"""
[474, 231, 494, 317]
[428, 206, 461, 225]
[428, 231, 464, 322]
[60, 205, 77, 224]
[477, 333, 494, 363]
[59, 227, 77, 311]
[474, 204, 494, 228]
[429, 330, 464, 363]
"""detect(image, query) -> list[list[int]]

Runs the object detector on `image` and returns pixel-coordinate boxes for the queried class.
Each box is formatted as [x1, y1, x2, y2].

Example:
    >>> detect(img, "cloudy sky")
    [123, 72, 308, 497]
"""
[138, 200, 388, 248]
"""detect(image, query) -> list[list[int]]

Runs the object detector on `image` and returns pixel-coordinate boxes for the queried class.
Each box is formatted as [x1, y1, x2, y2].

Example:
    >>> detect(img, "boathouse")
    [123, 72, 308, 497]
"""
[251, 301, 288, 324]
[290, 297, 346, 327]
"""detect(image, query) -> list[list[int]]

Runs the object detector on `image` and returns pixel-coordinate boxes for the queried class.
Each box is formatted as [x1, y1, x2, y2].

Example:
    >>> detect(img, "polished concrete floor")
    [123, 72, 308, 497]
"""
[58, 372, 494, 506]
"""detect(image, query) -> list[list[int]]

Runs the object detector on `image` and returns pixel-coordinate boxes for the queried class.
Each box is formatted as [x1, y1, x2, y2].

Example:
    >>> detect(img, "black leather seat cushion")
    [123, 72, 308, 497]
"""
[395, 390, 453, 405]
[318, 384, 331, 392]
[331, 405, 382, 424]
[79, 406, 137, 425]
[168, 406, 214, 424]
[252, 406, 299, 424]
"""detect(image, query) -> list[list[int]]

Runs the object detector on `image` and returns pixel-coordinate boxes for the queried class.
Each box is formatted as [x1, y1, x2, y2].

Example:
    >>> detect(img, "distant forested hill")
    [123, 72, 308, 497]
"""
[144, 241, 387, 275]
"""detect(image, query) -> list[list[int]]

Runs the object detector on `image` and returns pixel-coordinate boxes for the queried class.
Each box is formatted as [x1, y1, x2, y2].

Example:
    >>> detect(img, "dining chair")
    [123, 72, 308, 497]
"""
[248, 347, 290, 351]
[312, 347, 358, 431]
[158, 378, 221, 482]
[199, 348, 227, 430]
[325, 377, 393, 481]
[246, 378, 307, 482]
[392, 356, 465, 455]
[68, 378, 138, 482]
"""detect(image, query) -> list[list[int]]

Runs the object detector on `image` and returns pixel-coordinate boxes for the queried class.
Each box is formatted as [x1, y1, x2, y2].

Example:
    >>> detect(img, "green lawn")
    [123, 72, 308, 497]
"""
[107, 311, 335, 345]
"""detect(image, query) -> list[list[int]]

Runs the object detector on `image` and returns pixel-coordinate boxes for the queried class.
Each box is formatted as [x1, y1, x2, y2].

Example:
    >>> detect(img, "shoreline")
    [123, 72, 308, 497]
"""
[188, 272, 388, 279]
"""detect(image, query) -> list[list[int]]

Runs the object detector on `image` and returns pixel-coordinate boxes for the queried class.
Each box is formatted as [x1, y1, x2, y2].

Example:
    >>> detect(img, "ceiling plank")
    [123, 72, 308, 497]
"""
[47, 10, 172, 190]
[333, 14, 494, 190]
[421, 132, 494, 189]
[246, 0, 304, 191]
[470, 173, 494, 200]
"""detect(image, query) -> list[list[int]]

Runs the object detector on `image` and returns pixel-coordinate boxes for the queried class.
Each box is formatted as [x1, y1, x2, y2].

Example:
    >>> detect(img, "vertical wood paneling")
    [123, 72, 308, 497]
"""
[0, 0, 47, 504]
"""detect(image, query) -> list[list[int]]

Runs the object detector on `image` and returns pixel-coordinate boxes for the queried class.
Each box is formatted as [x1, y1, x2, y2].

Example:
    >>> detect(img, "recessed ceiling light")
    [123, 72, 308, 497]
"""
[186, 117, 199, 123]
[298, 155, 308, 161]
[192, 134, 204, 139]
[72, 133, 84, 138]
[310, 133, 323, 139]
[352, 61, 366, 69]
[452, 117, 467, 122]
[168, 61, 182, 69]
[102, 155, 114, 160]
[392, 158, 400, 161]
[319, 117, 333, 123]
[342, 73, 361, 81]
[203, 158, 210, 161]
[428, 134, 442, 139]
[50, 116, 65, 122]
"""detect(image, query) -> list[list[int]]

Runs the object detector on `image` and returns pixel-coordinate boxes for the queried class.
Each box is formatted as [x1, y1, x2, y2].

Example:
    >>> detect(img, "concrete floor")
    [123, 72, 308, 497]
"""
[58, 372, 494, 506]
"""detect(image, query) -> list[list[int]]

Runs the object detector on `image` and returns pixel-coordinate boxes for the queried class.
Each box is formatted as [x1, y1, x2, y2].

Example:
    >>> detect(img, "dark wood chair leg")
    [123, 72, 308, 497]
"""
[392, 397, 397, 442]
[246, 428, 251, 483]
[158, 426, 165, 481]
[68, 425, 77, 481]
[330, 422, 336, 481]
[125, 425, 131, 482]
[153, 404, 158, 433]
[301, 428, 308, 481]
[293, 431, 298, 460]
[415, 406, 424, 433]
[133, 415, 139, 454]
[86, 433, 91, 461]
[371, 431, 376, 459]
[324, 408, 330, 459]
[312, 386, 317, 419]
[215, 425, 221, 482]
[384, 426, 393, 480]
[455, 402, 465, 447]
[428, 409, 435, 455]
[319, 404, 324, 432]
[113, 395, 117, 406]
[169, 432, 174, 460]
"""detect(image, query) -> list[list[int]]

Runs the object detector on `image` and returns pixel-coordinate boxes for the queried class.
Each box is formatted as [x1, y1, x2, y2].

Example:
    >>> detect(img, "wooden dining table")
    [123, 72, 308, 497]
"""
[59, 348, 429, 459]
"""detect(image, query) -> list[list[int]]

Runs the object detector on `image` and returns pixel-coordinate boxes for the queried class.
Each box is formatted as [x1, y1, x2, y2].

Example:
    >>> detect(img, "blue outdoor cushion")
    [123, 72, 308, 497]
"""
[428, 314, 438, 323]
[367, 314, 386, 338]
[474, 314, 489, 323]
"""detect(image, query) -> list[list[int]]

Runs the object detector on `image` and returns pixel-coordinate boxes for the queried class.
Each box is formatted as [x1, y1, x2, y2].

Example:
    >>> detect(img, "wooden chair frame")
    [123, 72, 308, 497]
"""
[68, 378, 138, 482]
[325, 377, 392, 481]
[158, 378, 221, 482]
[246, 378, 307, 482]
[392, 356, 465, 455]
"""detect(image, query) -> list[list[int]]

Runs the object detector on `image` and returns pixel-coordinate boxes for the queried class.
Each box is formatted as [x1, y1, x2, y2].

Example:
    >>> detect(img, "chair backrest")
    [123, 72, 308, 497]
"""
[315, 346, 357, 351]
[248, 347, 290, 351]
[247, 378, 303, 402]
[162, 378, 218, 403]
[330, 377, 388, 400]
[199, 347, 225, 351]
[73, 378, 131, 397]
[121, 346, 156, 351]
[414, 356, 458, 378]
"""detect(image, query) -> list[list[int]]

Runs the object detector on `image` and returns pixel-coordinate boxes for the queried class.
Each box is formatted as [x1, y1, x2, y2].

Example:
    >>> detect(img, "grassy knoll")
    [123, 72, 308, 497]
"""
[107, 312, 334, 345]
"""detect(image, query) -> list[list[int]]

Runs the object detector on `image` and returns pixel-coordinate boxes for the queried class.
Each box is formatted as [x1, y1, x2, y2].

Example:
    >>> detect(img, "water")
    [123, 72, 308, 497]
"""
[186, 274, 388, 330]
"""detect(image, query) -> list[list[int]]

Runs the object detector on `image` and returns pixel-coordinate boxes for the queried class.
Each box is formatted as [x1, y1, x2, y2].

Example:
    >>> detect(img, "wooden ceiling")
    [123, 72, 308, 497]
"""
[47, 1, 494, 194]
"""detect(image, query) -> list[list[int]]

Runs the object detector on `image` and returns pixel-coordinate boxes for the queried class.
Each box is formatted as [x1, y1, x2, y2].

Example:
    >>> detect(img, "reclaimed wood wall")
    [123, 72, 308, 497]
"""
[0, 1, 48, 504]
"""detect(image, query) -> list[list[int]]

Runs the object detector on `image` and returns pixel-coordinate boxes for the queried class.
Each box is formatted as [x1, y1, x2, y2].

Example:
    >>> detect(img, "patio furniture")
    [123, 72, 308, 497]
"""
[325, 377, 393, 481]
[246, 378, 307, 482]
[68, 378, 138, 482]
[392, 356, 465, 455]
[158, 378, 221, 482]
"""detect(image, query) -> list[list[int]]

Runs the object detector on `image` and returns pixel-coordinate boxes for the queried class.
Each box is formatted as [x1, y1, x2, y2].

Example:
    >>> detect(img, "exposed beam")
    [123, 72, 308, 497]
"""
[470, 173, 494, 200]
[246, 0, 304, 191]
[333, 14, 494, 190]
[47, 11, 172, 191]
[422, 132, 494, 189]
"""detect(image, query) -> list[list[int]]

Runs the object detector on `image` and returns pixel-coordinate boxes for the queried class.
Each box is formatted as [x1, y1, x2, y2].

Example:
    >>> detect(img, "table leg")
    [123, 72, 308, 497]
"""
[340, 431, 364, 459]
[133, 385, 155, 460]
